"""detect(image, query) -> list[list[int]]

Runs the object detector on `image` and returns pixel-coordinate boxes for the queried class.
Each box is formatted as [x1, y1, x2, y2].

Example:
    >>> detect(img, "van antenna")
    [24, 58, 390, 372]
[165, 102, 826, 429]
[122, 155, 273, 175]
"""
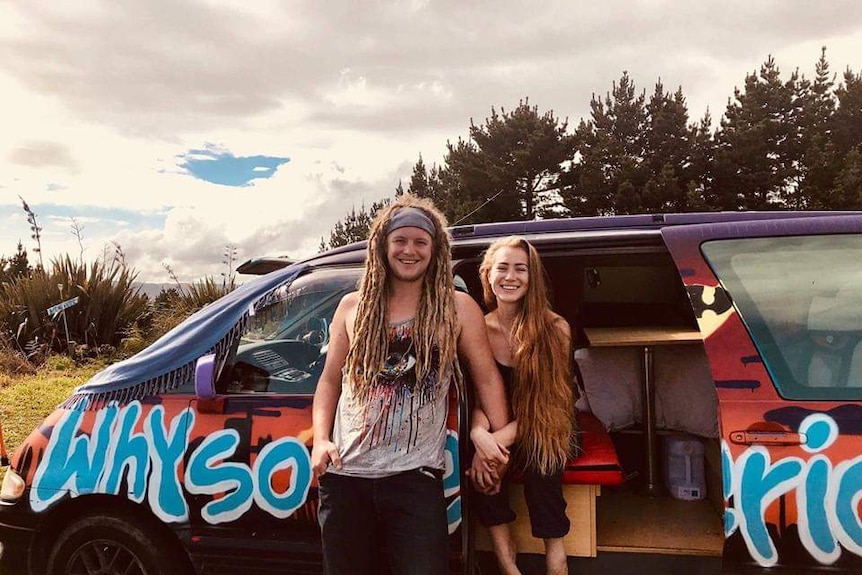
[452, 190, 505, 226]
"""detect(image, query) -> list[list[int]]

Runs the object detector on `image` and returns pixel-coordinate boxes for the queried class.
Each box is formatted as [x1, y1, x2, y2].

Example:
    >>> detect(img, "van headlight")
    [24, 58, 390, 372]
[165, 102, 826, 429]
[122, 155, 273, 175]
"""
[0, 469, 25, 502]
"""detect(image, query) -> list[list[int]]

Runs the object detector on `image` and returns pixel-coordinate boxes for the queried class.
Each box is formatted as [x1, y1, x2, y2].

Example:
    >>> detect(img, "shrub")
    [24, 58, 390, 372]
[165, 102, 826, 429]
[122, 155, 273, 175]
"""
[0, 344, 36, 376]
[0, 256, 149, 360]
[146, 276, 236, 345]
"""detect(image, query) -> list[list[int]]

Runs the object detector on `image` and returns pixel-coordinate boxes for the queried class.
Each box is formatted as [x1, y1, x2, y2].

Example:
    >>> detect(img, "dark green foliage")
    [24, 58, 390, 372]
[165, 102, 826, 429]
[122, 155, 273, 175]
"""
[324, 51, 862, 253]
[0, 242, 32, 285]
[0, 256, 148, 361]
[432, 100, 575, 224]
[561, 73, 703, 215]
[563, 72, 651, 215]
[712, 56, 800, 210]
[319, 199, 390, 251]
[10, 242, 31, 278]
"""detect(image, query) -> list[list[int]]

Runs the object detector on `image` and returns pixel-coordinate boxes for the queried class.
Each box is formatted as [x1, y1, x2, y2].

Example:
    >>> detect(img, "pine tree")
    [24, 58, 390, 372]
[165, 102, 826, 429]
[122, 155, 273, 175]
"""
[439, 100, 575, 223]
[643, 83, 698, 211]
[9, 241, 30, 278]
[832, 147, 862, 208]
[561, 72, 649, 215]
[713, 56, 798, 210]
[832, 68, 862, 158]
[796, 48, 838, 208]
[319, 199, 391, 251]
[403, 155, 454, 219]
[688, 110, 717, 210]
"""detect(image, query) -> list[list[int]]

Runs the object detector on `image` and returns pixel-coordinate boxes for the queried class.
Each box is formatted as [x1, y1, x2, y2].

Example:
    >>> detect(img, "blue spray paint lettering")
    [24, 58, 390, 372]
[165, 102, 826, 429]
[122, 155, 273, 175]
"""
[184, 429, 254, 524]
[735, 447, 803, 566]
[252, 437, 312, 519]
[30, 402, 462, 530]
[31, 405, 118, 511]
[443, 431, 461, 533]
[143, 406, 194, 522]
[797, 414, 840, 564]
[724, 413, 862, 568]
[100, 402, 150, 502]
[832, 457, 862, 557]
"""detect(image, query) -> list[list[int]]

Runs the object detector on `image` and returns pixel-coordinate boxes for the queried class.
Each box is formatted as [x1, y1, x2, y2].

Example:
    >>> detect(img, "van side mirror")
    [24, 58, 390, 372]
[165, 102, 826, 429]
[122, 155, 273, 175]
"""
[195, 354, 217, 399]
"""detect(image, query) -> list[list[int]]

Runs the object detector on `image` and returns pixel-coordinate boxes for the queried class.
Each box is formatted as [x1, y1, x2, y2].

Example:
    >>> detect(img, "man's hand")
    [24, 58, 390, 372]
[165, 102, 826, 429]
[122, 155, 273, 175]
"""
[312, 439, 342, 477]
[470, 427, 509, 469]
[467, 451, 504, 495]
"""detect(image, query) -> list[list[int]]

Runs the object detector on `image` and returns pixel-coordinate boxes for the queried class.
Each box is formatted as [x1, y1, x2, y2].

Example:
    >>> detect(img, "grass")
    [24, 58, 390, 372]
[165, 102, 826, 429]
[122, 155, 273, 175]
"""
[0, 359, 104, 575]
[1, 358, 104, 472]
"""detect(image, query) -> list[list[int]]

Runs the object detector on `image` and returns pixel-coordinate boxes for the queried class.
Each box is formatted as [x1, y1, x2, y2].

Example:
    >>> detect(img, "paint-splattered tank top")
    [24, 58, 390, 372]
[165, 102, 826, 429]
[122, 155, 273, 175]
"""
[331, 318, 453, 478]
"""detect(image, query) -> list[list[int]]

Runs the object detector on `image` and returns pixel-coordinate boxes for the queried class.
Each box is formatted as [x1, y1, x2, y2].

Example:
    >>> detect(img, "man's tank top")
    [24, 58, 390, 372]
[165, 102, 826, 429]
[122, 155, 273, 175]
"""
[331, 318, 453, 478]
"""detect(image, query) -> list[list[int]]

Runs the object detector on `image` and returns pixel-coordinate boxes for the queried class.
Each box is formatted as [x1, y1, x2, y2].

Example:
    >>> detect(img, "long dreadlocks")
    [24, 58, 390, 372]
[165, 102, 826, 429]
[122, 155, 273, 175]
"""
[346, 195, 460, 403]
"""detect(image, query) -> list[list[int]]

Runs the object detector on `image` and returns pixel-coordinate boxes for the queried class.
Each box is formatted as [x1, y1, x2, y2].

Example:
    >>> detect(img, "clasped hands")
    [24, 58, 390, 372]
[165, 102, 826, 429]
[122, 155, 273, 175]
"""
[467, 427, 510, 495]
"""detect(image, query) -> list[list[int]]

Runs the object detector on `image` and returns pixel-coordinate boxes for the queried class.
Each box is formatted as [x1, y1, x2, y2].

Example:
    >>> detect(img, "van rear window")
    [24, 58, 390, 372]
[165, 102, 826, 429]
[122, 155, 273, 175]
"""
[703, 235, 862, 400]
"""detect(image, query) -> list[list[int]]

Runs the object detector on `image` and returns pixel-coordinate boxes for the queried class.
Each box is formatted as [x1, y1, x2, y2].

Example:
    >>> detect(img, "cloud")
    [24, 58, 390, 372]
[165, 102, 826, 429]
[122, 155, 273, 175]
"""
[1, 0, 861, 282]
[83, 152, 399, 282]
[8, 141, 76, 171]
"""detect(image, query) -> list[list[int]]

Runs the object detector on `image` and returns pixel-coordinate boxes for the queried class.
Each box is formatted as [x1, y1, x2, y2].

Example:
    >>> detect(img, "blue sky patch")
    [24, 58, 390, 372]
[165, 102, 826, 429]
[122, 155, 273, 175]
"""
[180, 147, 290, 187]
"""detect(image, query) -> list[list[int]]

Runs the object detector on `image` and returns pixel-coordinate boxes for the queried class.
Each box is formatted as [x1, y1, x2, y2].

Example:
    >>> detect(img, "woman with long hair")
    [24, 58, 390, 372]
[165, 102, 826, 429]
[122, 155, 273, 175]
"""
[469, 236, 578, 575]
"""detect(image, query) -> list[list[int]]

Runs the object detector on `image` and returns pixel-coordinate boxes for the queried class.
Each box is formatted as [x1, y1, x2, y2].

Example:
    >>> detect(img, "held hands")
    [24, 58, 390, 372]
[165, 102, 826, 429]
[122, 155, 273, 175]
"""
[471, 427, 510, 468]
[468, 427, 509, 494]
[311, 439, 342, 477]
[467, 451, 505, 494]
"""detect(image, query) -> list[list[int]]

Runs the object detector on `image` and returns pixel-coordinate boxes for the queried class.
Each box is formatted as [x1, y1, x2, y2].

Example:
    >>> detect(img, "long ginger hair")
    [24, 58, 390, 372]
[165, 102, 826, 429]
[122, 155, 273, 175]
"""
[479, 236, 577, 475]
[346, 194, 459, 402]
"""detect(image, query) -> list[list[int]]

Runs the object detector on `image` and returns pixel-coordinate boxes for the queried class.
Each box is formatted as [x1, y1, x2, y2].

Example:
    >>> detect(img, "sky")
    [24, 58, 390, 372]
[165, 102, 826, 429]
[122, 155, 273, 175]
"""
[1, 1, 861, 283]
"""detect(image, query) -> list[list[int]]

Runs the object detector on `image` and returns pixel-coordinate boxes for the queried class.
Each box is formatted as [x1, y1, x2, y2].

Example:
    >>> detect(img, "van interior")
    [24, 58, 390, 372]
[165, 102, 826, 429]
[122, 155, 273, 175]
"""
[453, 243, 724, 564]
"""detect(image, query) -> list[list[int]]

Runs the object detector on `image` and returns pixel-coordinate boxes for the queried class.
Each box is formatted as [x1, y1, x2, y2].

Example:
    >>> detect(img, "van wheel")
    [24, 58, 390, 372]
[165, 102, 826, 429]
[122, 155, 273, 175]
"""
[46, 514, 182, 575]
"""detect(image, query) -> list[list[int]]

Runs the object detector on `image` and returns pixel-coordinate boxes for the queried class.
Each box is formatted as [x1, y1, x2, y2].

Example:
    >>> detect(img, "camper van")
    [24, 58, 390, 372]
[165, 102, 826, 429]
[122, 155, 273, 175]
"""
[2, 211, 862, 574]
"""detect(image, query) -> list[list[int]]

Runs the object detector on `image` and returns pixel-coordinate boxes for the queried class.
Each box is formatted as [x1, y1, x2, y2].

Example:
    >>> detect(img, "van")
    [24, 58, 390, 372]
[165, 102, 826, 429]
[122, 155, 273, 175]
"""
[2, 211, 862, 574]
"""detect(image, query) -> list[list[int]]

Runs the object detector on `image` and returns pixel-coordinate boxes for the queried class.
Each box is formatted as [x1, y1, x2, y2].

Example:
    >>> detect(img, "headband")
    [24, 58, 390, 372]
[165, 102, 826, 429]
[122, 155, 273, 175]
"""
[385, 207, 436, 237]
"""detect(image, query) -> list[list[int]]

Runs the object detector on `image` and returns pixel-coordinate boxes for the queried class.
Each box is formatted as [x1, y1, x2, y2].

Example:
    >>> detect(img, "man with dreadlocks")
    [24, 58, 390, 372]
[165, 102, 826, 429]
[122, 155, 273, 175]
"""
[311, 194, 510, 575]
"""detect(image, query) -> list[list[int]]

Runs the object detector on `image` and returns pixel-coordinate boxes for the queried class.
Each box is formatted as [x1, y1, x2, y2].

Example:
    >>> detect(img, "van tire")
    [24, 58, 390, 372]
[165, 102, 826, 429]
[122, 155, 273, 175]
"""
[45, 513, 183, 575]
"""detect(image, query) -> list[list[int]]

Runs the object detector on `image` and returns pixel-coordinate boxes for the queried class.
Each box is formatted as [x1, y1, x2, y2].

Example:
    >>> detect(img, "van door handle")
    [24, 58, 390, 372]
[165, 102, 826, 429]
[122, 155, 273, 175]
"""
[729, 430, 807, 446]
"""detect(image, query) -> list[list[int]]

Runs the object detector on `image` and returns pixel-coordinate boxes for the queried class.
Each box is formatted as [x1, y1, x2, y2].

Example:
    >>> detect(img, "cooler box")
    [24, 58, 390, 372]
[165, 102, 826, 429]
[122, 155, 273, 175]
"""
[664, 434, 705, 501]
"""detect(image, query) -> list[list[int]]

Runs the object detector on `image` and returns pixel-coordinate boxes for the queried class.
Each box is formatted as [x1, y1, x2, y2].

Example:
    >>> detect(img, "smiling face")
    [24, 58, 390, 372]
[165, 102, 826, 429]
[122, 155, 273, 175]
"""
[488, 245, 530, 305]
[386, 226, 434, 283]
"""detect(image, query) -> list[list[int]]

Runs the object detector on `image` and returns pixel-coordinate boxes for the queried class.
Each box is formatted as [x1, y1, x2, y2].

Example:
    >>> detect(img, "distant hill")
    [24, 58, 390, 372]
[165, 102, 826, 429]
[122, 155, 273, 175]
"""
[133, 282, 188, 300]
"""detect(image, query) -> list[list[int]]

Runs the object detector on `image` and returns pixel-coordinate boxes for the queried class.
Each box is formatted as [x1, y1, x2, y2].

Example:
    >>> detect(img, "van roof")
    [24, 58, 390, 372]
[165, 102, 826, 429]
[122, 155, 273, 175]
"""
[299, 210, 860, 268]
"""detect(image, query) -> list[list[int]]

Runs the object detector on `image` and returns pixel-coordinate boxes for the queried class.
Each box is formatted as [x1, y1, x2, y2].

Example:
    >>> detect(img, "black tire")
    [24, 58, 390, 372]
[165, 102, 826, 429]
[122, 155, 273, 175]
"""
[46, 513, 185, 575]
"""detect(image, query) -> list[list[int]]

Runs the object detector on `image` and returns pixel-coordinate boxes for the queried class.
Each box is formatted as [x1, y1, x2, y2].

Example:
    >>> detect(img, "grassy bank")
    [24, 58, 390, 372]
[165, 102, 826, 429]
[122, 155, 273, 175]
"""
[0, 360, 102, 575]
[1, 359, 103, 465]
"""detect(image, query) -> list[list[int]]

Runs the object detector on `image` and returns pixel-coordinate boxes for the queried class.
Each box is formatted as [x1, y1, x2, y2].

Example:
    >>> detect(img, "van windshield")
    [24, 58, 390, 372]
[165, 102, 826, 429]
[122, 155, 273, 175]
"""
[243, 268, 361, 343]
[219, 267, 361, 394]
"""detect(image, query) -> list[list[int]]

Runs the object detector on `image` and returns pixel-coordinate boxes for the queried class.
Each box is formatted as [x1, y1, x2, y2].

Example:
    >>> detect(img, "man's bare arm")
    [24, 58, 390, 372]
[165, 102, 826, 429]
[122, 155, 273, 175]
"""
[455, 291, 510, 431]
[311, 292, 356, 476]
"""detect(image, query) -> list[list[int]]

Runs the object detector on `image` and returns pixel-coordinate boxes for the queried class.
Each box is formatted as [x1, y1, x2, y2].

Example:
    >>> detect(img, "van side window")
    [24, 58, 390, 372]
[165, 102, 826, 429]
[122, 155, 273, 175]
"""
[216, 268, 361, 395]
[703, 235, 862, 400]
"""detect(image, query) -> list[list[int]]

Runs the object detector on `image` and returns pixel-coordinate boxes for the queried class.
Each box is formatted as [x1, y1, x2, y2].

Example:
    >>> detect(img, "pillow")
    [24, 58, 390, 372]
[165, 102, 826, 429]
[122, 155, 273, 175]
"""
[654, 345, 718, 438]
[574, 347, 642, 431]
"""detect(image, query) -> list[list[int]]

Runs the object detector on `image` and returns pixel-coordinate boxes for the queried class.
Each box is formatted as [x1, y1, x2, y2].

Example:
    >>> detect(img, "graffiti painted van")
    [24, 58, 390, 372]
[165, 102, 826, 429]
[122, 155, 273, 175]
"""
[3, 211, 862, 574]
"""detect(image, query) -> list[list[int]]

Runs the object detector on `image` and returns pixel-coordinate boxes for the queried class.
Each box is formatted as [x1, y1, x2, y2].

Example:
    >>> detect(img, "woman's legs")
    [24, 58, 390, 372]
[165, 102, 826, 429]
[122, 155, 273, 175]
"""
[487, 523, 521, 575]
[543, 537, 568, 575]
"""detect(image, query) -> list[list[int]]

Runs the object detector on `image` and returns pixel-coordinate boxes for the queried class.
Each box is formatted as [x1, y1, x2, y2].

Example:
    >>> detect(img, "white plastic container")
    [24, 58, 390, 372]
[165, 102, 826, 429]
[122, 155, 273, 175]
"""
[664, 434, 706, 501]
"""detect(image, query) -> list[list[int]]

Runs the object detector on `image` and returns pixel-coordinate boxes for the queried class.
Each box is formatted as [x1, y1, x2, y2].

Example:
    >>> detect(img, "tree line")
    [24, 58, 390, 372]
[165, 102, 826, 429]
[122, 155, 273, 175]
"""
[322, 49, 862, 249]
